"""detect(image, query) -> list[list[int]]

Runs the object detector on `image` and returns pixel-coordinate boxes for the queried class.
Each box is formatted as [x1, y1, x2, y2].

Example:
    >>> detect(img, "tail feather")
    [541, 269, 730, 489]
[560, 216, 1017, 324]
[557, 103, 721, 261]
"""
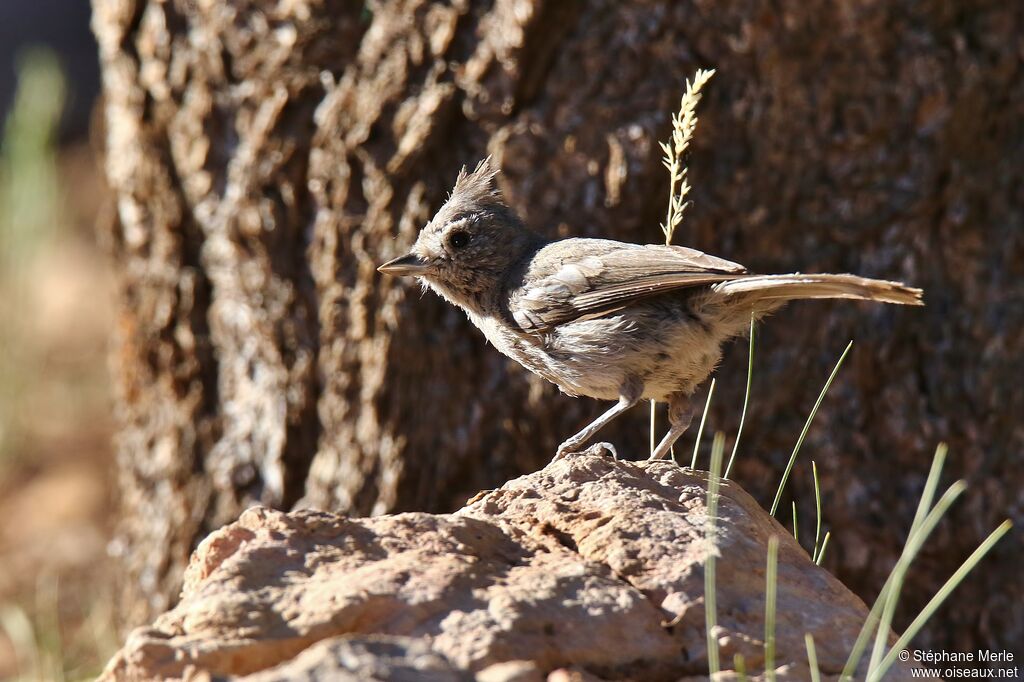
[712, 273, 924, 306]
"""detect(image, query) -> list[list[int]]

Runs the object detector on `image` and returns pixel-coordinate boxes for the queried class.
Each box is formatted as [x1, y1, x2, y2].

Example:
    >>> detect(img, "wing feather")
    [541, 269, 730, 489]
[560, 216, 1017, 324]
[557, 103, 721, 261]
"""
[509, 241, 748, 333]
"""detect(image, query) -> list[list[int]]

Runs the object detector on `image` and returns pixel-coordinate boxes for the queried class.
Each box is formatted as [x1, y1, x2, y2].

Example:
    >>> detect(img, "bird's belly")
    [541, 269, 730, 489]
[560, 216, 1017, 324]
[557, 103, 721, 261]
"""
[467, 312, 625, 400]
[546, 305, 724, 402]
[468, 303, 724, 403]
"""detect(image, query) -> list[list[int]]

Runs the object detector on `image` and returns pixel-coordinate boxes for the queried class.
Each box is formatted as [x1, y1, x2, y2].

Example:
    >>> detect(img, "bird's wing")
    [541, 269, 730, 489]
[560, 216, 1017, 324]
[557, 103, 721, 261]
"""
[509, 241, 748, 333]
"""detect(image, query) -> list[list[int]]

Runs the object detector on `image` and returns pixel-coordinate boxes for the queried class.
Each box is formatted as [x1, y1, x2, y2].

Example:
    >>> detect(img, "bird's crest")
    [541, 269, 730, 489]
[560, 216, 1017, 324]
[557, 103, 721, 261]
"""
[447, 157, 503, 211]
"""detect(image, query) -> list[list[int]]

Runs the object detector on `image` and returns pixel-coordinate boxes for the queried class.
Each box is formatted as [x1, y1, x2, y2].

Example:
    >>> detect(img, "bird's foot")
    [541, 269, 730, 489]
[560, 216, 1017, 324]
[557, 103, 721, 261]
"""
[552, 440, 617, 463]
[583, 441, 618, 459]
[553, 437, 580, 462]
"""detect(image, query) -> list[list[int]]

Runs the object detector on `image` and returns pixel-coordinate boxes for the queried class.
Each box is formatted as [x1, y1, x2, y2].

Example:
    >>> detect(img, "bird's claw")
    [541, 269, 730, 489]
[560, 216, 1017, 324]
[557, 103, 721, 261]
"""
[552, 441, 618, 463]
[584, 441, 618, 459]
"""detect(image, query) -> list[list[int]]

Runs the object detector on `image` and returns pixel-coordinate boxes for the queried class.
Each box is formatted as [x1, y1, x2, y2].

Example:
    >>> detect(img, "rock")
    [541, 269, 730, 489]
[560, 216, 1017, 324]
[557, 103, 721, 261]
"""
[100, 454, 922, 681]
[240, 636, 462, 682]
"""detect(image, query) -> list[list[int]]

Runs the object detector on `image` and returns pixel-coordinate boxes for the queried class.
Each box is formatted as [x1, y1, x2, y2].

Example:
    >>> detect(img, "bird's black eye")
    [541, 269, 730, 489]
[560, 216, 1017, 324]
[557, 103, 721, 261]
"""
[448, 230, 470, 249]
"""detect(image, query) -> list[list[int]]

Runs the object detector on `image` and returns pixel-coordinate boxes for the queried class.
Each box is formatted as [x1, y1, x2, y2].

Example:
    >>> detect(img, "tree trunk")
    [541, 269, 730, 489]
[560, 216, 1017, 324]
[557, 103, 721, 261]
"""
[93, 0, 1023, 658]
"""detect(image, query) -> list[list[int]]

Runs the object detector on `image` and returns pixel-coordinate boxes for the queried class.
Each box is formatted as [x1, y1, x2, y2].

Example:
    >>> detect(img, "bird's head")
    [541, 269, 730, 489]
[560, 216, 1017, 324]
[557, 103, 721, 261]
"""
[378, 158, 542, 312]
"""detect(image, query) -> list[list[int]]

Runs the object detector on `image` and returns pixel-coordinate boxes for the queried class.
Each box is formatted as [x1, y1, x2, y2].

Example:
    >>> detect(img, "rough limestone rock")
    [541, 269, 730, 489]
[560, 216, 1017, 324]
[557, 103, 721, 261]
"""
[101, 454, 920, 681]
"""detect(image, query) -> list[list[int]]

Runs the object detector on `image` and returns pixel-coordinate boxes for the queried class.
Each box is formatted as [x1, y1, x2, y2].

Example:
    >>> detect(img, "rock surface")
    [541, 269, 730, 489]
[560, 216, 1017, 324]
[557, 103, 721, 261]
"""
[101, 454, 919, 681]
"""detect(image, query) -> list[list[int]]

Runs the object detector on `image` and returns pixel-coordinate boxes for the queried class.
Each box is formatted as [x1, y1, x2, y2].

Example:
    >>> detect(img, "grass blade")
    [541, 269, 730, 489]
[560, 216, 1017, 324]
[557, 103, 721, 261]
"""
[735, 654, 748, 681]
[871, 520, 1012, 681]
[867, 444, 948, 672]
[805, 633, 821, 682]
[791, 501, 799, 543]
[0, 604, 39, 680]
[765, 535, 779, 681]
[725, 316, 755, 479]
[815, 532, 830, 566]
[649, 400, 656, 457]
[843, 473, 966, 679]
[690, 378, 716, 468]
[811, 461, 823, 562]
[770, 341, 852, 516]
[656, 69, 714, 460]
[910, 444, 949, 536]
[705, 432, 726, 675]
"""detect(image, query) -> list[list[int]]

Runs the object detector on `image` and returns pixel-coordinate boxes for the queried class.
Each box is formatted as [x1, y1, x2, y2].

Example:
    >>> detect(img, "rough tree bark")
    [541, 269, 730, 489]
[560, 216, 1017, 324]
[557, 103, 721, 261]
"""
[93, 0, 1022, 660]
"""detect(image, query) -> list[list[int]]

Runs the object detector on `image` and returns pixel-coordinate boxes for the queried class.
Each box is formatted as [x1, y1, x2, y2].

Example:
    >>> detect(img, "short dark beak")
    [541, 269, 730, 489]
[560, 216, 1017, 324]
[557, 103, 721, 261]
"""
[377, 252, 431, 276]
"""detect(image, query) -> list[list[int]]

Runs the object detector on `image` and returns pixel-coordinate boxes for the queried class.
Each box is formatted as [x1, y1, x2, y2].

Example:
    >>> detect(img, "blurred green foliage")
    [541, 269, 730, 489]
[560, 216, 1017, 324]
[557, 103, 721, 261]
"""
[0, 47, 65, 464]
[0, 47, 116, 682]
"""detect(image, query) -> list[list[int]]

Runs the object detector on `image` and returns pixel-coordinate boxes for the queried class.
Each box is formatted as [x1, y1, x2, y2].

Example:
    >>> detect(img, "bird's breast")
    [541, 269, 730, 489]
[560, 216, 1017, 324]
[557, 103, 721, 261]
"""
[463, 300, 726, 403]
[465, 310, 599, 397]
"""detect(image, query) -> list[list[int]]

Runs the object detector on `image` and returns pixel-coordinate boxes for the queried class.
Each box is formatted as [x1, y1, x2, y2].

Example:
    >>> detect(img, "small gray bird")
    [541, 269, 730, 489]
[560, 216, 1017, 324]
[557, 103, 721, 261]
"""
[378, 159, 922, 461]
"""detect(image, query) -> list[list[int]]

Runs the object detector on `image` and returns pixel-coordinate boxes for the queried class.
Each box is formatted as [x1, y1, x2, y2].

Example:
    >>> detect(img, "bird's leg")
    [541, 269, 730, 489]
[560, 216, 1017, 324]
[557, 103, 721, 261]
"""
[554, 397, 636, 461]
[649, 392, 694, 461]
[554, 380, 642, 461]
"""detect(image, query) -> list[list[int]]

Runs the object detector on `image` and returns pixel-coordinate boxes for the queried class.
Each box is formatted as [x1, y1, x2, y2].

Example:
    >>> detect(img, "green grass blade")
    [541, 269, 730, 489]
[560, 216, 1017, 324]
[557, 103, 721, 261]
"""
[0, 604, 40, 680]
[811, 461, 823, 562]
[771, 341, 853, 516]
[871, 520, 1012, 681]
[0, 49, 65, 464]
[657, 70, 716, 461]
[649, 400, 657, 457]
[735, 654, 748, 681]
[815, 532, 830, 566]
[725, 316, 755, 479]
[867, 444, 948, 672]
[911, 444, 949, 535]
[843, 474, 966, 679]
[705, 432, 725, 675]
[805, 633, 821, 682]
[690, 377, 716, 469]
[765, 535, 779, 682]
[791, 501, 799, 543]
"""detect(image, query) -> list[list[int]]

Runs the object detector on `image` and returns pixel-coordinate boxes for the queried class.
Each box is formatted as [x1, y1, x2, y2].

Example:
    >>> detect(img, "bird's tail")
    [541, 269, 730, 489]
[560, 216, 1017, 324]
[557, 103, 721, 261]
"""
[711, 273, 924, 307]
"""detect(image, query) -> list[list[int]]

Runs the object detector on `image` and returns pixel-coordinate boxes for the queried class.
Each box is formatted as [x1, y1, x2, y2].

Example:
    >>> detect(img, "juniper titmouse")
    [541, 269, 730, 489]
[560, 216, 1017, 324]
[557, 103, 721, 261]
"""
[379, 159, 923, 461]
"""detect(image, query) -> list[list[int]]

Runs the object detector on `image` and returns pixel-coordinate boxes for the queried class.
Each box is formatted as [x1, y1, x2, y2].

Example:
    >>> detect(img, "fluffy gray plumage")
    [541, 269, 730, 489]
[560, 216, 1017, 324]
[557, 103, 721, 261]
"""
[379, 159, 923, 460]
